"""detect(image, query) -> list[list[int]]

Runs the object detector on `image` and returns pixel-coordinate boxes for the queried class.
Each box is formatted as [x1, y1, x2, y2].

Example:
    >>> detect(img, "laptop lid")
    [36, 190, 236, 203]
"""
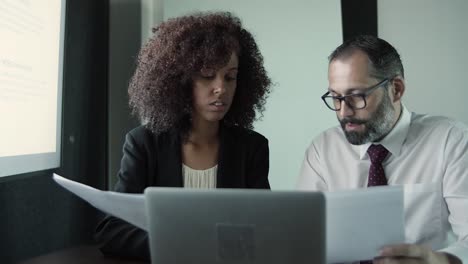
[144, 188, 325, 264]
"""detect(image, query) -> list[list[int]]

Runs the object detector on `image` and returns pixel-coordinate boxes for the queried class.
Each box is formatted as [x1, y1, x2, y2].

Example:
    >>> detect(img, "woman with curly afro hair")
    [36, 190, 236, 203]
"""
[95, 11, 272, 260]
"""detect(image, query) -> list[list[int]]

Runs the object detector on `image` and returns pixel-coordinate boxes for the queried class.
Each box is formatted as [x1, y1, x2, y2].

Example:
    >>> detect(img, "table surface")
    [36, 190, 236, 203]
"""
[19, 245, 148, 264]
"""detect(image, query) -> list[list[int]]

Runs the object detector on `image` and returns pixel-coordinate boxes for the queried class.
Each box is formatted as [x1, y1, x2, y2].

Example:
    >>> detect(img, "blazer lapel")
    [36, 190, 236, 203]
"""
[157, 129, 183, 187]
[217, 125, 243, 188]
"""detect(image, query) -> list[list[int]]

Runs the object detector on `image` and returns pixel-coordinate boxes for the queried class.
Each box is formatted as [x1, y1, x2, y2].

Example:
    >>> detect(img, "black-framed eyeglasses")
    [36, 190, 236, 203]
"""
[321, 78, 391, 111]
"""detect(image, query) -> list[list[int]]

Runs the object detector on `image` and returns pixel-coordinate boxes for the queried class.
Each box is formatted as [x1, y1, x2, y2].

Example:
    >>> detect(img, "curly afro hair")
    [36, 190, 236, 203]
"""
[128, 11, 271, 137]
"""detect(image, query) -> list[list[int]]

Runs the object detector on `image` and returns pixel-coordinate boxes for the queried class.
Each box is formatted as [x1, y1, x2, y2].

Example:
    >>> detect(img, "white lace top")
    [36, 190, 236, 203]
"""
[182, 164, 217, 189]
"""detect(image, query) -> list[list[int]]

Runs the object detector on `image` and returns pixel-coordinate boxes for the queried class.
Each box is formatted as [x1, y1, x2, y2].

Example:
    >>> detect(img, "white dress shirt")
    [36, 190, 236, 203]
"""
[297, 106, 468, 262]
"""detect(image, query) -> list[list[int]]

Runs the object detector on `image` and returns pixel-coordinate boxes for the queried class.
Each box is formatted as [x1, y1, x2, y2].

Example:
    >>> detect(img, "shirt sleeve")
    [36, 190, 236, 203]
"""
[296, 141, 328, 191]
[439, 123, 468, 262]
[94, 131, 150, 261]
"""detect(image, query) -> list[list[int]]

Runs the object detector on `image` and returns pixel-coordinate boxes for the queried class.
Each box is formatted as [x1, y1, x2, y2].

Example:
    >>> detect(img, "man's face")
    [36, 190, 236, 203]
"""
[328, 51, 398, 145]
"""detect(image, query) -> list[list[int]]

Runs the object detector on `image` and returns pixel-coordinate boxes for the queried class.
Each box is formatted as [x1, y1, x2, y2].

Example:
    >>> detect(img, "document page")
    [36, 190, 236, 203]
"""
[53, 173, 147, 231]
[325, 186, 405, 263]
[53, 173, 404, 263]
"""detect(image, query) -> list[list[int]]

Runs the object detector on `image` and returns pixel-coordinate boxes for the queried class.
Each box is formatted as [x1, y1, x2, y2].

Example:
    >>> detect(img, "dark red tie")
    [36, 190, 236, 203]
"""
[361, 144, 389, 264]
[366, 144, 389, 187]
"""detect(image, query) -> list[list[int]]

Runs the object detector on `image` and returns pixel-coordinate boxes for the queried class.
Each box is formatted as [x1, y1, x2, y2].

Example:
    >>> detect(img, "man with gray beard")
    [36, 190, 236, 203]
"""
[297, 35, 467, 264]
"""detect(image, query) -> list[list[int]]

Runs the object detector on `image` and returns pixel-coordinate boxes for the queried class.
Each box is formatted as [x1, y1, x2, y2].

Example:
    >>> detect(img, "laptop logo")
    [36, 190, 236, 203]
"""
[216, 223, 255, 261]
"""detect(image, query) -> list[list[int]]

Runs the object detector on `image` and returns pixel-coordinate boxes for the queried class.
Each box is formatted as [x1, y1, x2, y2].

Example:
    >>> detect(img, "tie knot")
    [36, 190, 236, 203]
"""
[367, 144, 389, 164]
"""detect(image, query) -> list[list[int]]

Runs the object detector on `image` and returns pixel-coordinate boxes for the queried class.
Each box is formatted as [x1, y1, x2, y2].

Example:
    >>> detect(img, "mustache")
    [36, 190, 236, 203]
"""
[339, 117, 367, 125]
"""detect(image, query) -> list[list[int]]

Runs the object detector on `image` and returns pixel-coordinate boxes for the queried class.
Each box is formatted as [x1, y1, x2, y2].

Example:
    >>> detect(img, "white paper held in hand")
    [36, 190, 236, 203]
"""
[325, 185, 405, 263]
[52, 173, 147, 231]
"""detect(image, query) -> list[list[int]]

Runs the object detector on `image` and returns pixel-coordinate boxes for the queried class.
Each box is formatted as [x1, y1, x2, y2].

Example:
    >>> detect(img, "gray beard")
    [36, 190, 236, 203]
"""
[339, 93, 396, 145]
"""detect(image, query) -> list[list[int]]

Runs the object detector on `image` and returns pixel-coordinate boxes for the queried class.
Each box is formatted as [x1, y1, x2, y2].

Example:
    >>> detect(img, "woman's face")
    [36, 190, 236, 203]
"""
[191, 52, 238, 124]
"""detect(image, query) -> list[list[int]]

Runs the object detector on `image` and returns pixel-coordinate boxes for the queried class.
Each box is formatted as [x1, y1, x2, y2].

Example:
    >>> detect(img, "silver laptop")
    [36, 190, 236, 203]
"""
[144, 188, 325, 264]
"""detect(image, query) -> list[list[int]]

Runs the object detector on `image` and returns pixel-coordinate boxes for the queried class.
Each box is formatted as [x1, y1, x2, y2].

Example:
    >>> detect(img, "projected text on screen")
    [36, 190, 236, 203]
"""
[0, 0, 65, 177]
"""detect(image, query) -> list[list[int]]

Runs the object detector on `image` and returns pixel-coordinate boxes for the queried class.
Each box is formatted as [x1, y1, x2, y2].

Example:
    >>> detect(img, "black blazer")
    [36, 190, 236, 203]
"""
[95, 124, 270, 260]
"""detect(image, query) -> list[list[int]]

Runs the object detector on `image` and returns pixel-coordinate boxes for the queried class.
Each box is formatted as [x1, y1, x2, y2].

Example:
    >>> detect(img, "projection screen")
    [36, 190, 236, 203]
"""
[0, 0, 66, 178]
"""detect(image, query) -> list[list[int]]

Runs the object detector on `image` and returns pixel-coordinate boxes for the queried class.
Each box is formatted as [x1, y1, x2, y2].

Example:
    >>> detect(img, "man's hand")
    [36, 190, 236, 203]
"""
[373, 244, 462, 264]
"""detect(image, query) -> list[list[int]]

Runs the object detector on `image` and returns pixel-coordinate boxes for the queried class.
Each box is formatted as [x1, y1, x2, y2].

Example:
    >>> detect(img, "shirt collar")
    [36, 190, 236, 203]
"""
[359, 105, 412, 159]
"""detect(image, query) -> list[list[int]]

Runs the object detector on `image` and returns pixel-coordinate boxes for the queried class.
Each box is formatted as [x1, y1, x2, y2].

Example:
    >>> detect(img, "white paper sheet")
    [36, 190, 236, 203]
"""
[53, 173, 404, 263]
[53, 173, 147, 231]
[325, 186, 405, 263]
